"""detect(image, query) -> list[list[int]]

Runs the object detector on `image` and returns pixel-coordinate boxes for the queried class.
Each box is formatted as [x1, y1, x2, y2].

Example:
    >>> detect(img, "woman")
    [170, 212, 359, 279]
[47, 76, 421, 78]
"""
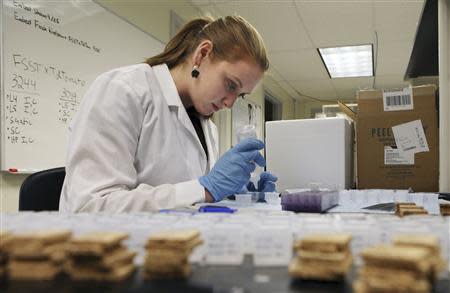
[59, 16, 277, 212]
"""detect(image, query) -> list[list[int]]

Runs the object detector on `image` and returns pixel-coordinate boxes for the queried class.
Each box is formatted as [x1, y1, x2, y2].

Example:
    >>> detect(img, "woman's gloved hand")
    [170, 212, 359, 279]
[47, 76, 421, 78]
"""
[199, 138, 265, 202]
[246, 171, 278, 192]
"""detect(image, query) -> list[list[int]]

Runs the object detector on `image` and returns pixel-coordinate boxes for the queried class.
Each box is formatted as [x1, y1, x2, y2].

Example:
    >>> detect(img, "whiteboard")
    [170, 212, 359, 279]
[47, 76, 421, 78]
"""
[1, 0, 164, 172]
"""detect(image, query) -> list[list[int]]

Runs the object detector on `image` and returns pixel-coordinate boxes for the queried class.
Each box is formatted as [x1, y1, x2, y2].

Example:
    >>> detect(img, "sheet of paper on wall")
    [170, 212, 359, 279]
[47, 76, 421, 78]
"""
[392, 119, 429, 154]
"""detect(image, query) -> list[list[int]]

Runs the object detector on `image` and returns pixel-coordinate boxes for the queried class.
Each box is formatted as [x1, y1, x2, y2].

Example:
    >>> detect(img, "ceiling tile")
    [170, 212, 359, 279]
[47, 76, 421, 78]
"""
[374, 0, 424, 42]
[212, 1, 313, 51]
[266, 66, 285, 82]
[191, 2, 227, 18]
[264, 76, 296, 101]
[289, 79, 338, 100]
[295, 1, 373, 47]
[375, 40, 414, 76]
[190, 0, 211, 6]
[277, 81, 300, 99]
[331, 77, 374, 100]
[270, 49, 329, 81]
[202, 5, 224, 17]
[190, 0, 210, 4]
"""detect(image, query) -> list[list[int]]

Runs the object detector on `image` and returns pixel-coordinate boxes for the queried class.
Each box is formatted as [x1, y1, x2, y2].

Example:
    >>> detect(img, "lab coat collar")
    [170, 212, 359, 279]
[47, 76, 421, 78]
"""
[152, 64, 183, 108]
[152, 63, 208, 171]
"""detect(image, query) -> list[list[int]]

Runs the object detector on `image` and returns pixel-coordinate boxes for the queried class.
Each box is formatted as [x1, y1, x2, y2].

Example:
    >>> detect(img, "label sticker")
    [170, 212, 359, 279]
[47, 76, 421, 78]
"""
[391, 120, 429, 154]
[383, 87, 413, 111]
[384, 146, 414, 165]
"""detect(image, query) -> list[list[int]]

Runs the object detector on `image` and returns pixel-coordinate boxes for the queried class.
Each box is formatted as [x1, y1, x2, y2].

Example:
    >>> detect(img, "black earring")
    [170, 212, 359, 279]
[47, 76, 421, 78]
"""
[191, 65, 200, 78]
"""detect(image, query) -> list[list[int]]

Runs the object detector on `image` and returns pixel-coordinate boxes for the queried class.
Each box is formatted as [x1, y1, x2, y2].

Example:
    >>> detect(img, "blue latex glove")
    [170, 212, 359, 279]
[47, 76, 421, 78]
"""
[199, 138, 266, 202]
[246, 171, 278, 192]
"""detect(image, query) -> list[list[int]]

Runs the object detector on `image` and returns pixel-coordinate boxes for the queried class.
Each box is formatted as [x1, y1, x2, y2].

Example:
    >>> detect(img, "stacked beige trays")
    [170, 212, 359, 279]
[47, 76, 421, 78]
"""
[354, 244, 438, 293]
[289, 234, 353, 281]
[143, 230, 203, 279]
[393, 235, 446, 280]
[0, 231, 12, 279]
[66, 232, 136, 282]
[395, 202, 428, 217]
[440, 203, 450, 216]
[6, 229, 71, 280]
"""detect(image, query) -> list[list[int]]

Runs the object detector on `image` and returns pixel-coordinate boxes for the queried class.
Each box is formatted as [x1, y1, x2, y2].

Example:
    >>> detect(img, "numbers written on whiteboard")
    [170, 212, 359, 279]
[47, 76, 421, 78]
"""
[11, 73, 37, 91]
[58, 87, 79, 124]
[5, 88, 39, 144]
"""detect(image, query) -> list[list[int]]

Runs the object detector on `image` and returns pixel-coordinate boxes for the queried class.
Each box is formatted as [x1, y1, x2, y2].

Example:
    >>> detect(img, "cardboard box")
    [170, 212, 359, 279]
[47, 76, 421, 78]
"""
[350, 85, 438, 192]
[265, 117, 353, 191]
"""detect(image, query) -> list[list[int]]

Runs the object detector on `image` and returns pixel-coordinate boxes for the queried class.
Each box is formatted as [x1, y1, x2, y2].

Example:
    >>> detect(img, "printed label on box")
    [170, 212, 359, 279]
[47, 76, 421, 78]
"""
[383, 87, 414, 111]
[384, 146, 414, 165]
[391, 120, 429, 154]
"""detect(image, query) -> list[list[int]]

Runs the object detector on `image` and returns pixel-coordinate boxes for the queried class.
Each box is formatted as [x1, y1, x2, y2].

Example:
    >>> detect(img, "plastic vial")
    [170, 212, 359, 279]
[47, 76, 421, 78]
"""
[236, 124, 257, 143]
[236, 124, 262, 188]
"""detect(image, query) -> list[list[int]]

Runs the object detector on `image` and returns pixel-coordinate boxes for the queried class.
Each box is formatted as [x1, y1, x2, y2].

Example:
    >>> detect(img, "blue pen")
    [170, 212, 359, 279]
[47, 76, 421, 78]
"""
[159, 208, 196, 214]
[198, 205, 237, 213]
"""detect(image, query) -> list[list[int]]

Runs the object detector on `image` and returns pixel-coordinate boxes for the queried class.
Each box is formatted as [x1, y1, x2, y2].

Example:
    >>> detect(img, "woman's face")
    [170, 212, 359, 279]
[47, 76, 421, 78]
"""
[191, 56, 263, 116]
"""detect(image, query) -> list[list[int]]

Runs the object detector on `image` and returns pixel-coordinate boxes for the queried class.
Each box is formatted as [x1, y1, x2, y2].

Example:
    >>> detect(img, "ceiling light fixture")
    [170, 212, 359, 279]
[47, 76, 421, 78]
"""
[318, 44, 374, 78]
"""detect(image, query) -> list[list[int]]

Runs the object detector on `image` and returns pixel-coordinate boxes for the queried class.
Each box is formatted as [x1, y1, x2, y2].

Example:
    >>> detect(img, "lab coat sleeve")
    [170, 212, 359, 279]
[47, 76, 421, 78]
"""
[62, 75, 205, 213]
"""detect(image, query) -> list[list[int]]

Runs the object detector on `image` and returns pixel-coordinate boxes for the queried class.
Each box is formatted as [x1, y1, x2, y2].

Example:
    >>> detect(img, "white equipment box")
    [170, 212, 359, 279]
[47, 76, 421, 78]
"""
[265, 117, 353, 191]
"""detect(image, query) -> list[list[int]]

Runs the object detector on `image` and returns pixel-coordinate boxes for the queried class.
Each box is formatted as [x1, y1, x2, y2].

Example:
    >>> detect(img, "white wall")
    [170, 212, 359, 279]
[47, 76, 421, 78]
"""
[263, 75, 296, 120]
[0, 174, 25, 212]
[294, 99, 339, 119]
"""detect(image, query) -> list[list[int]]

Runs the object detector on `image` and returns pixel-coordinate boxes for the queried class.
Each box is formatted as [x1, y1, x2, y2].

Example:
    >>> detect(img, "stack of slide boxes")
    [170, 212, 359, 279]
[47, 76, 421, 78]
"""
[0, 231, 12, 279]
[66, 232, 136, 281]
[289, 234, 353, 280]
[393, 235, 446, 280]
[143, 230, 203, 279]
[355, 245, 430, 292]
[440, 204, 450, 216]
[6, 230, 71, 280]
[395, 202, 428, 217]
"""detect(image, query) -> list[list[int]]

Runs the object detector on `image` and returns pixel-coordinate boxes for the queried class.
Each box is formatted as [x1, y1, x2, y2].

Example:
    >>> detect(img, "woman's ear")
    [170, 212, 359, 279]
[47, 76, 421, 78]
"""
[192, 40, 213, 67]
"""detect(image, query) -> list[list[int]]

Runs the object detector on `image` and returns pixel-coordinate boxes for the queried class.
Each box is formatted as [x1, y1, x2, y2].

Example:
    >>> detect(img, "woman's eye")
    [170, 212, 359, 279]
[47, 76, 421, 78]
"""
[226, 80, 237, 93]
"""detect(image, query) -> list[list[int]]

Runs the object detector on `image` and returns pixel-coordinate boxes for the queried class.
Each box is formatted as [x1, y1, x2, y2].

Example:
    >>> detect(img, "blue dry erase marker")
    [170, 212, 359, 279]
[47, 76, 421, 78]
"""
[198, 205, 237, 213]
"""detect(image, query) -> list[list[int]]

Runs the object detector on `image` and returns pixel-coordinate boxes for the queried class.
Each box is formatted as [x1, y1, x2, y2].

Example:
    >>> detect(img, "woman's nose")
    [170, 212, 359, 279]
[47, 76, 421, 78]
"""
[222, 95, 237, 109]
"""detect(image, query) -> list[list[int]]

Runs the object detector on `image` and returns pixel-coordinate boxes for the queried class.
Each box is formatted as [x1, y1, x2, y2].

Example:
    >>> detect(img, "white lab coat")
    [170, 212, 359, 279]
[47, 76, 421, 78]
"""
[59, 63, 219, 212]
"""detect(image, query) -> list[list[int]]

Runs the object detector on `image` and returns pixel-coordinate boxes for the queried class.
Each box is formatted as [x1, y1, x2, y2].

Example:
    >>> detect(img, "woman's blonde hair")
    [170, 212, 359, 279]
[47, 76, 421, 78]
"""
[145, 16, 269, 72]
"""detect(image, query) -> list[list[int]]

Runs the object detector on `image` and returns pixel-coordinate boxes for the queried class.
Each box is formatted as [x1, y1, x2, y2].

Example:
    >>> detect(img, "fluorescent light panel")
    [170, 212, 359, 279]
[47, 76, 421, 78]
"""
[318, 45, 373, 78]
